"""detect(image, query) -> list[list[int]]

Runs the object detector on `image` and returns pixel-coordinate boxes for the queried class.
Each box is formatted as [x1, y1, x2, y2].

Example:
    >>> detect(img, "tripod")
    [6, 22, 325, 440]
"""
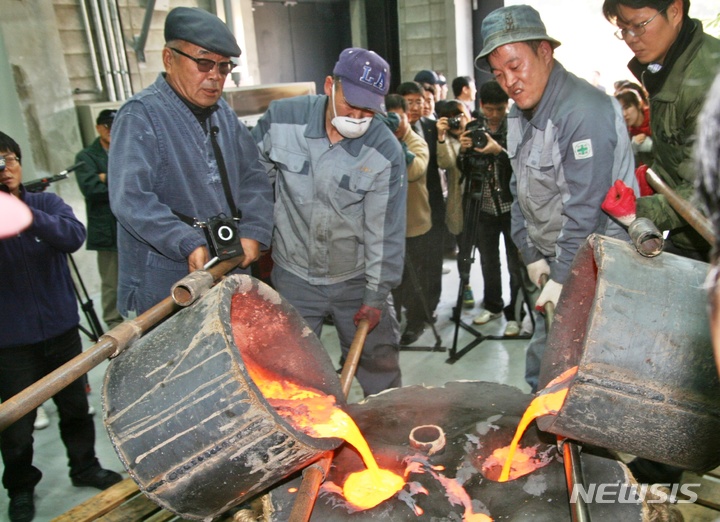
[447, 170, 535, 363]
[67, 253, 104, 342]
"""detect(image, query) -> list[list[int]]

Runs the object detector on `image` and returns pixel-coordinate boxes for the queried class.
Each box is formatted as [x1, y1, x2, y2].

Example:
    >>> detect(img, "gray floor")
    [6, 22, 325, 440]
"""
[1, 256, 719, 521]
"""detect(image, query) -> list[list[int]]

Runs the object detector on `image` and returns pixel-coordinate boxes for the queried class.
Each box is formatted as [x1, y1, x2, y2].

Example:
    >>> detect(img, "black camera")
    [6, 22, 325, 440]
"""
[448, 116, 462, 130]
[201, 214, 244, 261]
[466, 122, 489, 150]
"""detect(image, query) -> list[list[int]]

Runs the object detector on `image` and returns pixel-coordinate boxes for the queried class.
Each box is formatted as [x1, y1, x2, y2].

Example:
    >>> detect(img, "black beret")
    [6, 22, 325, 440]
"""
[164, 7, 241, 57]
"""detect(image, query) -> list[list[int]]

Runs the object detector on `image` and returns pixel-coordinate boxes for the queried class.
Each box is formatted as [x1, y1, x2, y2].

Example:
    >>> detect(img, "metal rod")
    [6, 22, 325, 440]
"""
[539, 275, 588, 521]
[289, 318, 370, 521]
[645, 168, 714, 245]
[78, 0, 104, 94]
[107, 0, 133, 98]
[88, 0, 117, 101]
[563, 440, 591, 522]
[0, 257, 243, 433]
[133, 0, 156, 63]
[98, 0, 123, 100]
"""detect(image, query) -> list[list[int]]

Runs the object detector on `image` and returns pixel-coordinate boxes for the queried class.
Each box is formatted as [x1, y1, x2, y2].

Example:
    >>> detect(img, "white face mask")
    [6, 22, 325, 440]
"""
[331, 83, 373, 139]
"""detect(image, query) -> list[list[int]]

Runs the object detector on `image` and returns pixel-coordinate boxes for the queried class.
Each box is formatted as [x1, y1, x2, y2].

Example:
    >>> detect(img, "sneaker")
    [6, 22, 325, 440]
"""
[88, 405, 96, 416]
[462, 286, 474, 308]
[504, 320, 521, 337]
[8, 490, 34, 522]
[33, 406, 49, 430]
[472, 310, 503, 325]
[442, 266, 451, 275]
[71, 468, 123, 490]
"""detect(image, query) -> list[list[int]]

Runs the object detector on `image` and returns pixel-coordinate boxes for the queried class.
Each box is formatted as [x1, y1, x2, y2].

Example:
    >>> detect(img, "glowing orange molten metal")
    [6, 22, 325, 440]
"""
[245, 362, 404, 510]
[497, 366, 578, 482]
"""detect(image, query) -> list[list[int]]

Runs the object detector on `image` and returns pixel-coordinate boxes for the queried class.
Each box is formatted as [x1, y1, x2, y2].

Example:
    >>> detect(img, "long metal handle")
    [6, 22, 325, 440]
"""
[288, 319, 370, 522]
[645, 168, 714, 244]
[0, 256, 243, 433]
[563, 440, 591, 522]
[539, 274, 590, 522]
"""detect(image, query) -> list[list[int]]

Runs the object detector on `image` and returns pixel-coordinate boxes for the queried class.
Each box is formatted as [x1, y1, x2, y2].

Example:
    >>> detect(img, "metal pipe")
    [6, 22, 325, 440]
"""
[78, 0, 104, 94]
[628, 217, 664, 257]
[563, 440, 591, 522]
[288, 319, 370, 521]
[98, 0, 124, 100]
[0, 257, 243, 433]
[645, 167, 714, 245]
[540, 275, 588, 521]
[107, 0, 133, 98]
[88, 0, 117, 101]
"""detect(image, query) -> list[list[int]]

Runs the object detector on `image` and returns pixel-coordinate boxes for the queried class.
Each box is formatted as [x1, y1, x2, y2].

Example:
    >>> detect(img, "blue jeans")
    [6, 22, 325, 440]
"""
[272, 266, 401, 396]
[0, 327, 99, 495]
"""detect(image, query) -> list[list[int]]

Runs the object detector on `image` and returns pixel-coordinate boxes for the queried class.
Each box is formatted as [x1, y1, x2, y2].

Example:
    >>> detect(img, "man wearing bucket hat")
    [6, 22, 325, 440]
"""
[476, 5, 637, 392]
[109, 7, 273, 316]
[252, 48, 406, 397]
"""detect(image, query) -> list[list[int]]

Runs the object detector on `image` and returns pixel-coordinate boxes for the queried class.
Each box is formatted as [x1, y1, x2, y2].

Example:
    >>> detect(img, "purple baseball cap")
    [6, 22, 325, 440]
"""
[333, 48, 390, 115]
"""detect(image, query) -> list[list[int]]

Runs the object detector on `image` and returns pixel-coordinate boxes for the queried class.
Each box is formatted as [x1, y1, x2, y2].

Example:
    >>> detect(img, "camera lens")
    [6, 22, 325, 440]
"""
[448, 116, 460, 130]
[472, 129, 488, 149]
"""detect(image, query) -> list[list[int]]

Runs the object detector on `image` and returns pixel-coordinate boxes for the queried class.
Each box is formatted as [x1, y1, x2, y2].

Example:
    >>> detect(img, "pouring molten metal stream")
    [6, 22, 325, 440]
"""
[244, 361, 405, 510]
[488, 366, 578, 482]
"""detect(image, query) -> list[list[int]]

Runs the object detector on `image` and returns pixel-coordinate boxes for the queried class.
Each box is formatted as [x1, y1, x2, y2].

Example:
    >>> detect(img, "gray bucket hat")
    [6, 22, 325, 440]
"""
[475, 5, 561, 65]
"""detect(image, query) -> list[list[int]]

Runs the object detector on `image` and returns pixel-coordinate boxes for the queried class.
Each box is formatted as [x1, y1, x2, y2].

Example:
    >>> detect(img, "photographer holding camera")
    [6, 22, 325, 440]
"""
[109, 8, 273, 316]
[0, 131, 122, 522]
[453, 81, 525, 337]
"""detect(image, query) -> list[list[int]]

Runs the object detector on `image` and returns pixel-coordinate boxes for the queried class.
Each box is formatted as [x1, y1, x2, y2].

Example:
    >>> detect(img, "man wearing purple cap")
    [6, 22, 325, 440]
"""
[252, 48, 407, 397]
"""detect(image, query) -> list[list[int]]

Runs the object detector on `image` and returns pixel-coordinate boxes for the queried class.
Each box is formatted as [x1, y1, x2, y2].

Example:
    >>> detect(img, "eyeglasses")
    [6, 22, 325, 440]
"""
[1, 155, 19, 167]
[169, 47, 236, 76]
[614, 6, 668, 40]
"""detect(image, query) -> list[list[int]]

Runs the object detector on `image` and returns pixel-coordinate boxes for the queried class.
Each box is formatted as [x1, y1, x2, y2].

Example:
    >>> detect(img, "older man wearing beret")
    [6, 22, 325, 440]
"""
[476, 5, 637, 393]
[109, 7, 273, 315]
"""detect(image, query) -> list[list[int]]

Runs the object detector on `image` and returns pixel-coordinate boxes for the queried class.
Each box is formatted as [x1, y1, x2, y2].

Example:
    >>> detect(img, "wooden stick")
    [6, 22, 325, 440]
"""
[288, 318, 370, 522]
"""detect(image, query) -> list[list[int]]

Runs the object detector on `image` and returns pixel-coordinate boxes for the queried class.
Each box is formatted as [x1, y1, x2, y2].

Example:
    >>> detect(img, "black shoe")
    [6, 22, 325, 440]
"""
[9, 491, 34, 522]
[400, 324, 425, 345]
[71, 467, 123, 490]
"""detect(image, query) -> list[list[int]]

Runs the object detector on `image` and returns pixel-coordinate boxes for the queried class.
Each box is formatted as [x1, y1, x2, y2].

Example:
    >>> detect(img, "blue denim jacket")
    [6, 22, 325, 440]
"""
[109, 74, 273, 315]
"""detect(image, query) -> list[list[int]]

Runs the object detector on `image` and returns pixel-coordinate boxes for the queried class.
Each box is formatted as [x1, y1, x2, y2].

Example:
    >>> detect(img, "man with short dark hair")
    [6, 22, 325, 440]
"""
[602, 0, 720, 260]
[252, 48, 406, 396]
[75, 109, 122, 329]
[109, 7, 273, 316]
[477, 4, 637, 392]
[451, 75, 477, 117]
[397, 81, 446, 344]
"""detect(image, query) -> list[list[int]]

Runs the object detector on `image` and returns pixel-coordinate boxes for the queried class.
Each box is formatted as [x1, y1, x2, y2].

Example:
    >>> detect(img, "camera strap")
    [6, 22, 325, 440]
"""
[210, 125, 241, 220]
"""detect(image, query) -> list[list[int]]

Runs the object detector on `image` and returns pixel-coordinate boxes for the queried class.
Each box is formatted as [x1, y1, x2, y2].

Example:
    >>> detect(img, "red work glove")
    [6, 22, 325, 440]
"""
[635, 164, 654, 197]
[602, 180, 636, 226]
[354, 304, 382, 332]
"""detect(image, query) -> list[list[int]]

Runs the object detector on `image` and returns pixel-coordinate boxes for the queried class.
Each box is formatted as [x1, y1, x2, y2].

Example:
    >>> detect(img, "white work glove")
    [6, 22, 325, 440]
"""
[536, 279, 563, 311]
[526, 259, 550, 288]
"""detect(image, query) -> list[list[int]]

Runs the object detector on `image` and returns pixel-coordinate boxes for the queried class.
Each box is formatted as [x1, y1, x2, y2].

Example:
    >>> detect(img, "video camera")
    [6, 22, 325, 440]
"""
[23, 161, 85, 193]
